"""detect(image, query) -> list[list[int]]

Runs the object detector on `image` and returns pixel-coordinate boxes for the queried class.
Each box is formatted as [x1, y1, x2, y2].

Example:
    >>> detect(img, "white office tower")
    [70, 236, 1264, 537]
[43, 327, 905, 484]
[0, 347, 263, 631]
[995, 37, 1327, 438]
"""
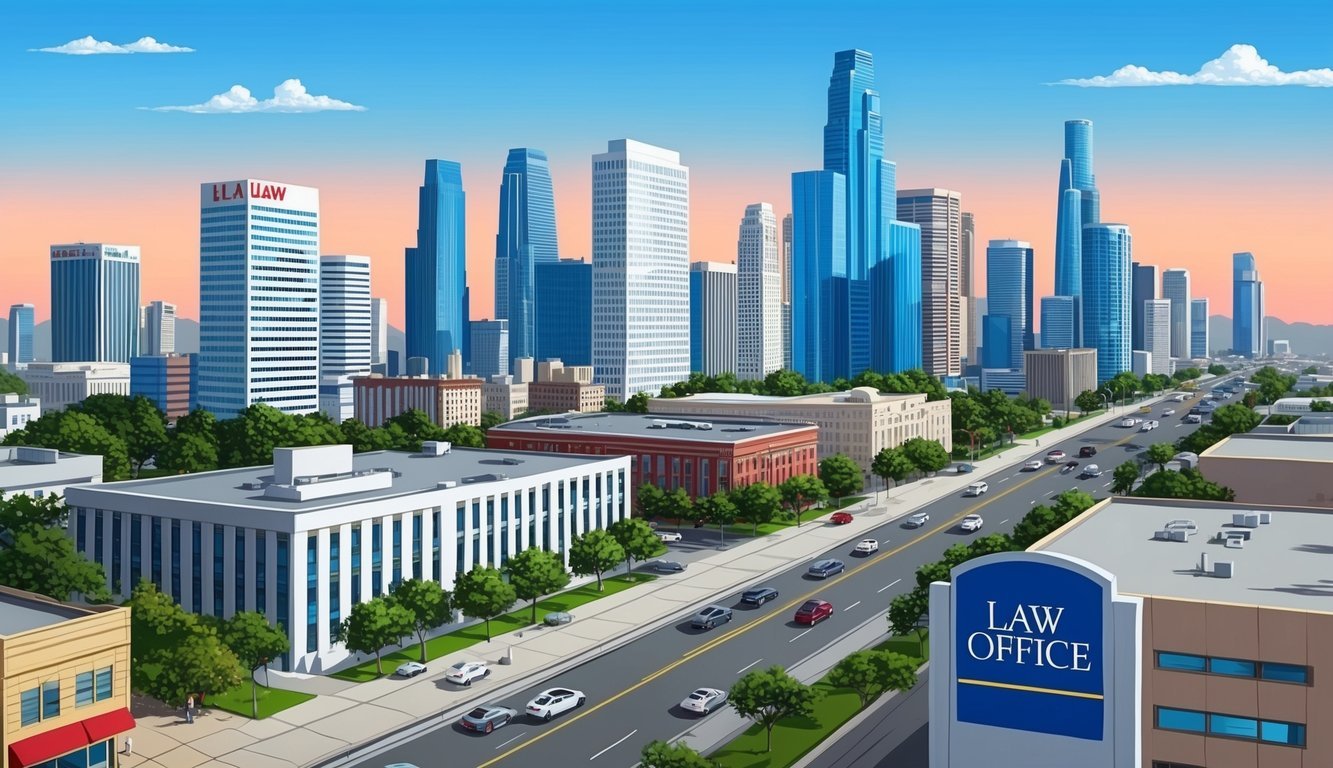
[1144, 298, 1172, 375]
[141, 300, 176, 356]
[737, 203, 781, 380]
[897, 189, 963, 377]
[319, 255, 372, 421]
[690, 261, 738, 376]
[370, 297, 389, 367]
[198, 179, 320, 419]
[1161, 268, 1191, 360]
[592, 139, 690, 400]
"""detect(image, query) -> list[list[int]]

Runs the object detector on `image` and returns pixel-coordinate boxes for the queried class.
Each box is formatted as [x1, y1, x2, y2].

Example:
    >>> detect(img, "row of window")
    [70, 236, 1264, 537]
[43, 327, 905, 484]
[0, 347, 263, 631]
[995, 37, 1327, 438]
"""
[1155, 706, 1305, 747]
[1156, 651, 1310, 684]
[19, 666, 113, 726]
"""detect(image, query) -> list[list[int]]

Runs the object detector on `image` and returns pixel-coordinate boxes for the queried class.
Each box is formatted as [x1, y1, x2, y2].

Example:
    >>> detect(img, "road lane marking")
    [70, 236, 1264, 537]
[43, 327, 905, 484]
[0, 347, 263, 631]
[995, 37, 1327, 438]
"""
[589, 729, 637, 760]
[1000, 519, 1009, 525]
[789, 628, 814, 643]
[1030, 499, 1037, 504]
[495, 733, 526, 750]
[998, 477, 1010, 483]
[877, 579, 901, 593]
[736, 658, 763, 674]
[845, 601, 862, 611]
[1103, 482, 1112, 488]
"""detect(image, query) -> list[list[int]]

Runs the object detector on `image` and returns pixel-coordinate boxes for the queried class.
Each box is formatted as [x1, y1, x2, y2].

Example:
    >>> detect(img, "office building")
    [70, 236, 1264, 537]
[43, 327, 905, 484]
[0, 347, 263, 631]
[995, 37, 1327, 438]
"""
[535, 259, 592, 367]
[528, 375, 606, 415]
[319, 255, 372, 422]
[648, 388, 951, 477]
[482, 375, 529, 420]
[781, 213, 793, 372]
[352, 374, 481, 429]
[495, 148, 559, 367]
[961, 211, 978, 366]
[1232, 252, 1265, 358]
[1130, 349, 1151, 378]
[1024, 348, 1097, 413]
[897, 188, 963, 377]
[1130, 262, 1158, 352]
[1, 586, 134, 768]
[130, 354, 193, 419]
[737, 203, 781, 380]
[18, 362, 130, 411]
[7, 304, 35, 366]
[141, 299, 175, 357]
[983, 240, 1034, 370]
[1040, 295, 1078, 350]
[1144, 298, 1172, 375]
[689, 261, 738, 377]
[1054, 121, 1101, 308]
[0, 446, 103, 498]
[0, 394, 40, 441]
[406, 160, 470, 377]
[791, 170, 848, 383]
[198, 179, 320, 419]
[979, 367, 1027, 396]
[1269, 339, 1292, 357]
[1198, 433, 1333, 509]
[469, 319, 509, 380]
[65, 443, 630, 672]
[1082, 224, 1132, 383]
[873, 220, 923, 374]
[370, 298, 389, 368]
[1161, 268, 1191, 360]
[1271, 397, 1333, 416]
[49, 244, 140, 364]
[592, 140, 690, 401]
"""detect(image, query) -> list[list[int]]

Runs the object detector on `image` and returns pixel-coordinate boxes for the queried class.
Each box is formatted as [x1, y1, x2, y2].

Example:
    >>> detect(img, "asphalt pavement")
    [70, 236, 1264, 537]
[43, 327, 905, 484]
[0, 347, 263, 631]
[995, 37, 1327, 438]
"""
[802, 669, 930, 768]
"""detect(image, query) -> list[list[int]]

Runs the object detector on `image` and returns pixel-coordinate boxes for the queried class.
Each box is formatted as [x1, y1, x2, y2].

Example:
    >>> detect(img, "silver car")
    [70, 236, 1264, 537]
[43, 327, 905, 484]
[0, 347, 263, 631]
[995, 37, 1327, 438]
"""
[653, 560, 686, 573]
[680, 687, 728, 715]
[903, 512, 930, 528]
[458, 704, 518, 734]
[690, 605, 733, 630]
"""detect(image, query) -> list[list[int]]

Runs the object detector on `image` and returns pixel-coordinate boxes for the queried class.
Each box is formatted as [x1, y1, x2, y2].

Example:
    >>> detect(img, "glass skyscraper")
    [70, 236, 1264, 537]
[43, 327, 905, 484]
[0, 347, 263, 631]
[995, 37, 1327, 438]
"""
[319, 255, 372, 422]
[535, 259, 592, 366]
[872, 219, 922, 373]
[983, 240, 1034, 370]
[736, 203, 781, 380]
[896, 188, 962, 377]
[1054, 120, 1100, 348]
[494, 149, 558, 368]
[791, 170, 847, 383]
[7, 304, 34, 364]
[1130, 262, 1157, 352]
[1161, 268, 1192, 360]
[1190, 298, 1210, 359]
[689, 261, 738, 376]
[50, 243, 140, 363]
[469, 319, 508, 380]
[406, 160, 470, 377]
[1082, 224, 1132, 383]
[1039, 295, 1077, 349]
[1232, 252, 1265, 358]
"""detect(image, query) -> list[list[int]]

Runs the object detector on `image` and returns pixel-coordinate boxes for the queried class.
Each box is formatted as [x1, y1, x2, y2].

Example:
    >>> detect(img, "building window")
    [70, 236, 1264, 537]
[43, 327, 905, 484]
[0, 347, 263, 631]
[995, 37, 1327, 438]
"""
[94, 511, 104, 564]
[1156, 652, 1206, 672]
[1209, 713, 1258, 739]
[111, 511, 122, 592]
[41, 679, 60, 719]
[20, 687, 39, 725]
[432, 510, 441, 579]
[170, 520, 181, 602]
[95, 666, 112, 701]
[76, 509, 86, 553]
[351, 525, 362, 605]
[214, 526, 225, 616]
[412, 513, 422, 575]
[276, 533, 290, 655]
[236, 528, 246, 611]
[1262, 662, 1310, 684]
[1209, 657, 1256, 677]
[130, 513, 142, 583]
[256, 532, 268, 612]
[392, 518, 403, 587]
[1155, 706, 1306, 747]
[76, 671, 95, 706]
[191, 523, 202, 612]
[371, 521, 383, 596]
[329, 531, 341, 630]
[1156, 650, 1310, 685]
[1155, 707, 1205, 733]
[151, 517, 162, 585]
[307, 533, 318, 653]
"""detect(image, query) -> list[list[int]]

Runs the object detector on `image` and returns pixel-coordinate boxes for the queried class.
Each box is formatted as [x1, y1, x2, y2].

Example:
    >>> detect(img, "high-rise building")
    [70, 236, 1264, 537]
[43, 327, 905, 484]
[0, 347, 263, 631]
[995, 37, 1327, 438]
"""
[961, 211, 977, 367]
[1161, 268, 1191, 360]
[791, 170, 847, 383]
[897, 188, 962, 377]
[197, 180, 320, 418]
[1190, 298, 1210, 358]
[1065, 119, 1101, 226]
[873, 220, 922, 374]
[131, 353, 193, 419]
[591, 139, 690, 401]
[1081, 224, 1132, 383]
[983, 240, 1034, 370]
[318, 255, 372, 421]
[495, 148, 559, 367]
[1054, 120, 1100, 347]
[535, 259, 592, 366]
[1144, 298, 1172, 375]
[469, 319, 509, 380]
[1232, 252, 1265, 358]
[781, 213, 793, 372]
[689, 261, 738, 376]
[1024, 347, 1097, 413]
[141, 300, 176, 356]
[737, 203, 781, 380]
[1040, 296, 1078, 349]
[370, 297, 388, 367]
[406, 160, 469, 377]
[1130, 262, 1158, 352]
[49, 243, 140, 363]
[7, 304, 34, 364]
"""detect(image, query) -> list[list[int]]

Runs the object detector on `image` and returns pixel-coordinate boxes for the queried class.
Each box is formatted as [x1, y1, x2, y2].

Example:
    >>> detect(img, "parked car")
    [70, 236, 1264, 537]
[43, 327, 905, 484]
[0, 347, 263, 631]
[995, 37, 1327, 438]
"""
[853, 539, 879, 555]
[830, 511, 854, 525]
[680, 687, 729, 715]
[959, 514, 984, 532]
[955, 463, 975, 474]
[525, 688, 585, 721]
[794, 599, 834, 625]
[444, 661, 490, 686]
[964, 481, 988, 497]
[1080, 464, 1103, 478]
[903, 512, 930, 528]
[690, 605, 734, 630]
[1078, 446, 1098, 458]
[1023, 460, 1043, 471]
[807, 559, 845, 579]
[1045, 449, 1067, 463]
[394, 661, 428, 678]
[740, 586, 779, 606]
[656, 531, 683, 543]
[458, 704, 518, 734]
[1161, 408, 1176, 416]
[544, 611, 573, 626]
[653, 560, 686, 573]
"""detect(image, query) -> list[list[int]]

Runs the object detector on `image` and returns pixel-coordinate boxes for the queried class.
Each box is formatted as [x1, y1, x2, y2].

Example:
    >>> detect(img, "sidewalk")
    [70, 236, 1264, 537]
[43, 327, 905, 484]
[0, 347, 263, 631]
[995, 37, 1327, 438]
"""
[117, 401, 1155, 768]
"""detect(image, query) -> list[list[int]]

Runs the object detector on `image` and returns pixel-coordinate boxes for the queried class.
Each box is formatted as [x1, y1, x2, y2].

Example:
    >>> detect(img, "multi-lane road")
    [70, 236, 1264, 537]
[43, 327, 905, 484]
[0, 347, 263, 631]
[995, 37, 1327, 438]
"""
[355, 385, 1228, 768]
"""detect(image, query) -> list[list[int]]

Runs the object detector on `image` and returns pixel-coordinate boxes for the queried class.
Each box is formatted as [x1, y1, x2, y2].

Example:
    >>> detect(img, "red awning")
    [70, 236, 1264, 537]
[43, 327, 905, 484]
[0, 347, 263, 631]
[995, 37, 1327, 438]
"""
[83, 707, 136, 742]
[7, 721, 90, 767]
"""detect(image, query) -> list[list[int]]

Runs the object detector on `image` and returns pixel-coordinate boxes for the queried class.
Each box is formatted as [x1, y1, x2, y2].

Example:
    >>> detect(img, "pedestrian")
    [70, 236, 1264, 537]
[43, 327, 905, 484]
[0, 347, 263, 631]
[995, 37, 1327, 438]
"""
[185, 694, 195, 724]
[122, 736, 133, 755]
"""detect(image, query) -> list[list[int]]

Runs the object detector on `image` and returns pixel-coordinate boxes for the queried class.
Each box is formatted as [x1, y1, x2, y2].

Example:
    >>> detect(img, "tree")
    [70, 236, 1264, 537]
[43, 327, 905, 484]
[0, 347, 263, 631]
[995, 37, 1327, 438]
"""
[818, 454, 863, 505]
[828, 650, 920, 708]
[888, 587, 930, 640]
[640, 740, 714, 768]
[156, 432, 219, 474]
[480, 411, 507, 431]
[389, 578, 452, 661]
[732, 481, 782, 536]
[451, 565, 517, 641]
[0, 492, 107, 601]
[696, 491, 738, 544]
[442, 422, 485, 448]
[568, 529, 625, 591]
[339, 418, 393, 453]
[154, 629, 246, 709]
[124, 396, 169, 475]
[871, 446, 914, 497]
[625, 392, 651, 413]
[1133, 468, 1235, 502]
[636, 483, 666, 520]
[660, 487, 696, 527]
[1112, 461, 1140, 495]
[1208, 363, 1228, 376]
[215, 404, 299, 468]
[335, 596, 414, 675]
[901, 437, 950, 479]
[609, 518, 662, 575]
[504, 549, 569, 623]
[0, 368, 28, 395]
[729, 666, 819, 753]
[778, 474, 828, 527]
[220, 611, 289, 718]
[1145, 442, 1177, 472]
[4, 410, 132, 480]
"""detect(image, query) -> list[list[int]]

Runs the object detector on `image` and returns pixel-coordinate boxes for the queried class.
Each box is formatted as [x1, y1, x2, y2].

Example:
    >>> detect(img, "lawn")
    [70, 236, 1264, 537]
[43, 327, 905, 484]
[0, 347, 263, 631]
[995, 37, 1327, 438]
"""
[657, 497, 867, 540]
[208, 682, 315, 719]
[330, 572, 658, 683]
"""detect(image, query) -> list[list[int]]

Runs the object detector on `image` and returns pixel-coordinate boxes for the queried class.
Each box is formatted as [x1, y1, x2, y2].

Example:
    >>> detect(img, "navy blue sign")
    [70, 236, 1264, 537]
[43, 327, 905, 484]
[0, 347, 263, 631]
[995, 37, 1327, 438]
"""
[954, 558, 1105, 740]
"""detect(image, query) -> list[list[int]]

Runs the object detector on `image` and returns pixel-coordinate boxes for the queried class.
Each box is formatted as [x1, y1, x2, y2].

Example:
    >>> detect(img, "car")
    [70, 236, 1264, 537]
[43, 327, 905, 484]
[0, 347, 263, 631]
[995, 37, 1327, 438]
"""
[680, 687, 729, 715]
[963, 481, 988, 497]
[741, 586, 779, 606]
[544, 611, 573, 626]
[394, 661, 428, 678]
[1120, 418, 1137, 428]
[1078, 446, 1097, 458]
[1045, 450, 1067, 463]
[794, 599, 834, 625]
[1162, 408, 1176, 416]
[1061, 460, 1079, 474]
[656, 531, 683, 543]
[1080, 464, 1103, 478]
[830, 511, 854, 525]
[690, 605, 734, 630]
[653, 560, 686, 573]
[1186, 414, 1202, 423]
[959, 514, 984, 532]
[1023, 460, 1043, 471]
[903, 512, 930, 528]
[1172, 394, 1188, 402]
[444, 661, 490, 686]
[807, 559, 845, 579]
[458, 704, 518, 734]
[955, 463, 974, 474]
[853, 539, 879, 555]
[1139, 422, 1154, 432]
[525, 687, 585, 721]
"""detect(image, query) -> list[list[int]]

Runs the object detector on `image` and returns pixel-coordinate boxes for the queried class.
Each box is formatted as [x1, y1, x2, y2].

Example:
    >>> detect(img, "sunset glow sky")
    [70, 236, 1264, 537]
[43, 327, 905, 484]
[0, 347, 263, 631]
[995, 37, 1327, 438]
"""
[3, 0, 1332, 328]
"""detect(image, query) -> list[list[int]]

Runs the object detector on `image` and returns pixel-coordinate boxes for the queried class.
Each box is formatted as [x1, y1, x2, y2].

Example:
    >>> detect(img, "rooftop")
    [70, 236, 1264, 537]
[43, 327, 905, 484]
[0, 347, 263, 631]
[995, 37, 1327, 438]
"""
[1032, 497, 1333, 612]
[0, 588, 97, 636]
[1201, 433, 1333, 463]
[491, 412, 814, 443]
[652, 387, 927, 406]
[0, 445, 89, 468]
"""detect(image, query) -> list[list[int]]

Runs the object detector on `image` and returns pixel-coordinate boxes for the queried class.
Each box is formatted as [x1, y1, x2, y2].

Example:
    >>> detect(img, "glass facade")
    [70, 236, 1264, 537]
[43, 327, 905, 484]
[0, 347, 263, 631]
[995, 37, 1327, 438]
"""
[791, 170, 848, 383]
[235, 528, 246, 611]
[276, 533, 289, 637]
[49, 244, 140, 363]
[307, 533, 318, 653]
[405, 160, 469, 376]
[1130, 262, 1157, 352]
[170, 520, 181, 602]
[984, 240, 1035, 370]
[329, 531, 340, 630]
[1190, 298, 1209, 358]
[1155, 707, 1305, 747]
[1081, 224, 1132, 383]
[371, 521, 382, 596]
[351, 524, 361, 605]
[7, 303, 35, 363]
[534, 259, 592, 366]
[1040, 295, 1077, 349]
[191, 522, 202, 612]
[213, 525, 224, 615]
[873, 219, 922, 372]
[1232, 251, 1265, 358]
[496, 148, 559, 365]
[1156, 650, 1310, 684]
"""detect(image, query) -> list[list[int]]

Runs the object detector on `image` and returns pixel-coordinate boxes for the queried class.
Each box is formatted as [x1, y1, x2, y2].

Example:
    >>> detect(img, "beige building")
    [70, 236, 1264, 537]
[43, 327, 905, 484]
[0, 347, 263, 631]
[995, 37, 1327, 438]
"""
[1198, 433, 1333, 508]
[482, 376, 530, 420]
[1024, 347, 1097, 412]
[529, 381, 605, 414]
[647, 387, 951, 475]
[1, 586, 134, 768]
[17, 363, 130, 411]
[352, 375, 482, 428]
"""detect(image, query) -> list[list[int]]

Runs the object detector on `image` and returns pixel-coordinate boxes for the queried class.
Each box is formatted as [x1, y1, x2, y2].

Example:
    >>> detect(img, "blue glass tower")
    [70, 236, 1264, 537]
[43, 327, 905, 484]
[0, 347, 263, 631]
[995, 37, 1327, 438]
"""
[1081, 224, 1132, 383]
[1039, 295, 1077, 349]
[7, 304, 34, 364]
[983, 240, 1034, 370]
[50, 244, 140, 363]
[1054, 120, 1100, 347]
[495, 149, 558, 367]
[872, 219, 922, 372]
[791, 170, 847, 383]
[1232, 252, 1265, 358]
[535, 259, 592, 366]
[405, 160, 469, 377]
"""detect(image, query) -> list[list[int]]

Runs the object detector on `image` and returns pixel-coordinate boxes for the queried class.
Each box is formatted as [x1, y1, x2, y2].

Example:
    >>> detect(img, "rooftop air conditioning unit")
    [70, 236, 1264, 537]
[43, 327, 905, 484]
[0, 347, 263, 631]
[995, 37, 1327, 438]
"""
[1259, 512, 1273, 524]
[1214, 561, 1236, 578]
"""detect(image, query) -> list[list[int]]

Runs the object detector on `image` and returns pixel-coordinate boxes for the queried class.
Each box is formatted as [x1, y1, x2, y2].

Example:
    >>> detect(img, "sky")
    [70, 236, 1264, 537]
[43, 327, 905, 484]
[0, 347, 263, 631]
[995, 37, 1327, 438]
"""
[3, 0, 1332, 330]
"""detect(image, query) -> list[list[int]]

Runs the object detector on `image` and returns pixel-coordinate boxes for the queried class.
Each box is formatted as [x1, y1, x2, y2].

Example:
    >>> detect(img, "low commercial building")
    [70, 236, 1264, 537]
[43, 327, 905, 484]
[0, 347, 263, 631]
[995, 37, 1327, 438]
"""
[482, 375, 530, 420]
[488, 412, 818, 497]
[1, 586, 134, 768]
[352, 374, 482, 428]
[1291, 415, 1333, 435]
[64, 443, 629, 672]
[528, 381, 605, 414]
[1198, 433, 1333, 508]
[980, 368, 1026, 396]
[0, 447, 102, 498]
[1025, 348, 1097, 412]
[17, 363, 130, 411]
[647, 387, 951, 476]
[129, 354, 193, 419]
[1270, 397, 1333, 415]
[0, 394, 40, 440]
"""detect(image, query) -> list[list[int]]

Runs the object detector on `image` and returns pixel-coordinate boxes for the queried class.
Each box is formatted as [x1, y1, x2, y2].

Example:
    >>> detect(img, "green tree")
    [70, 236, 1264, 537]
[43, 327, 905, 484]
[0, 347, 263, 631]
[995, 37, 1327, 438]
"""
[335, 596, 414, 675]
[625, 392, 651, 413]
[157, 432, 219, 474]
[1145, 442, 1177, 472]
[901, 437, 950, 479]
[609, 517, 663, 575]
[729, 666, 820, 753]
[216, 404, 299, 468]
[1208, 363, 1228, 376]
[452, 565, 517, 641]
[389, 578, 452, 661]
[154, 629, 246, 709]
[871, 446, 914, 497]
[640, 740, 715, 768]
[1133, 468, 1235, 502]
[383, 408, 447, 449]
[1112, 461, 1140, 495]
[778, 474, 828, 527]
[114, 396, 168, 475]
[1303, 365, 1320, 375]
[504, 549, 569, 623]
[568, 529, 625, 591]
[442, 422, 485, 448]
[818, 454, 863, 505]
[636, 483, 666, 520]
[828, 650, 920, 708]
[480, 411, 507, 431]
[887, 587, 929, 642]
[696, 490, 738, 544]
[3, 410, 132, 480]
[0, 369, 28, 395]
[0, 492, 107, 601]
[339, 418, 394, 453]
[731, 481, 782, 536]
[763, 369, 811, 397]
[220, 611, 289, 718]
[659, 487, 696, 527]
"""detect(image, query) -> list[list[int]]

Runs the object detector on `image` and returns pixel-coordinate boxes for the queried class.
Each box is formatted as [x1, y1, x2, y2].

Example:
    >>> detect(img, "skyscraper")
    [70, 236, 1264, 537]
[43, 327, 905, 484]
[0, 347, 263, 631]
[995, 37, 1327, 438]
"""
[781, 213, 793, 372]
[689, 261, 738, 376]
[872, 220, 922, 373]
[1065, 119, 1101, 225]
[591, 140, 690, 401]
[983, 240, 1034, 370]
[535, 259, 592, 366]
[737, 203, 780, 380]
[319, 255, 372, 421]
[1130, 262, 1158, 352]
[791, 170, 847, 383]
[897, 188, 962, 377]
[7, 304, 35, 364]
[1082, 224, 1132, 383]
[50, 243, 140, 363]
[469, 319, 509, 380]
[960, 211, 977, 367]
[1039, 296, 1077, 349]
[141, 300, 176, 356]
[198, 180, 320, 418]
[1054, 120, 1100, 348]
[1232, 252, 1265, 358]
[1144, 298, 1172, 375]
[1161, 268, 1191, 360]
[406, 160, 469, 377]
[1190, 298, 1210, 359]
[370, 298, 389, 367]
[495, 149, 559, 367]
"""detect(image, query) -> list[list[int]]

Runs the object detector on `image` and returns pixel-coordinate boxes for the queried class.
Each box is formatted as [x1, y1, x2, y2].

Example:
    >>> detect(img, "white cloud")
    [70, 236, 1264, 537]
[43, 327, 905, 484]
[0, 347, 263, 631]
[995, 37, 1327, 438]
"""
[1056, 44, 1333, 87]
[145, 79, 367, 114]
[32, 35, 194, 55]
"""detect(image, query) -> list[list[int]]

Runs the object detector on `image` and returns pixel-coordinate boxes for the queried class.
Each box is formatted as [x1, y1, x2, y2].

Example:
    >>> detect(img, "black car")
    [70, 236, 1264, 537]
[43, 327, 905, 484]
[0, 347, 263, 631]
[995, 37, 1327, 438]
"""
[1061, 460, 1079, 473]
[741, 586, 779, 606]
[1078, 446, 1097, 458]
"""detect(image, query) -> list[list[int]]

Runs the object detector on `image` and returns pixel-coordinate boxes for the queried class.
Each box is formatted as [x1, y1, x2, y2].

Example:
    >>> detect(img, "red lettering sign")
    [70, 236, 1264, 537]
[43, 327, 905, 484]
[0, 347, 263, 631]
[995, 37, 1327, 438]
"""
[212, 182, 244, 202]
[249, 182, 287, 201]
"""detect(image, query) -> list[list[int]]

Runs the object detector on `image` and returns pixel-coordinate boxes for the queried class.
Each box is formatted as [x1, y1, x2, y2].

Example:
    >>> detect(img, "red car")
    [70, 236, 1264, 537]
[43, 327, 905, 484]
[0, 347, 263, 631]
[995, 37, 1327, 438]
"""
[794, 599, 833, 625]
[830, 512, 854, 525]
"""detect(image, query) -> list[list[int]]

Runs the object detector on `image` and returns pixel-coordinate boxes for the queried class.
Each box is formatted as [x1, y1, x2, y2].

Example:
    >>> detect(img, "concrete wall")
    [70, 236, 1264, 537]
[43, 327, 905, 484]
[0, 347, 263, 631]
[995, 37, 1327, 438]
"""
[1196, 454, 1333, 508]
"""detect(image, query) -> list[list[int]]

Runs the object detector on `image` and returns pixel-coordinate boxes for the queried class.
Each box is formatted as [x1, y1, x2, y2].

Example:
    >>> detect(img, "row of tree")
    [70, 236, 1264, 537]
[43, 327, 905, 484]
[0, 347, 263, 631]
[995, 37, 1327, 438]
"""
[657, 368, 950, 402]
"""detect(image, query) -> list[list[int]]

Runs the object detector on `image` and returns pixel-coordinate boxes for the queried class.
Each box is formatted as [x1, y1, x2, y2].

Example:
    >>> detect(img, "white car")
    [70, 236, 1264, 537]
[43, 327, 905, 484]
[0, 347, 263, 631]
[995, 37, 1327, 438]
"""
[1161, 409, 1176, 416]
[1120, 418, 1137, 428]
[525, 687, 585, 721]
[959, 514, 984, 532]
[853, 539, 879, 555]
[394, 661, 428, 678]
[680, 687, 729, 715]
[444, 661, 490, 686]
[1139, 422, 1154, 432]
[1023, 460, 1043, 471]
[657, 531, 683, 543]
[964, 481, 988, 497]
